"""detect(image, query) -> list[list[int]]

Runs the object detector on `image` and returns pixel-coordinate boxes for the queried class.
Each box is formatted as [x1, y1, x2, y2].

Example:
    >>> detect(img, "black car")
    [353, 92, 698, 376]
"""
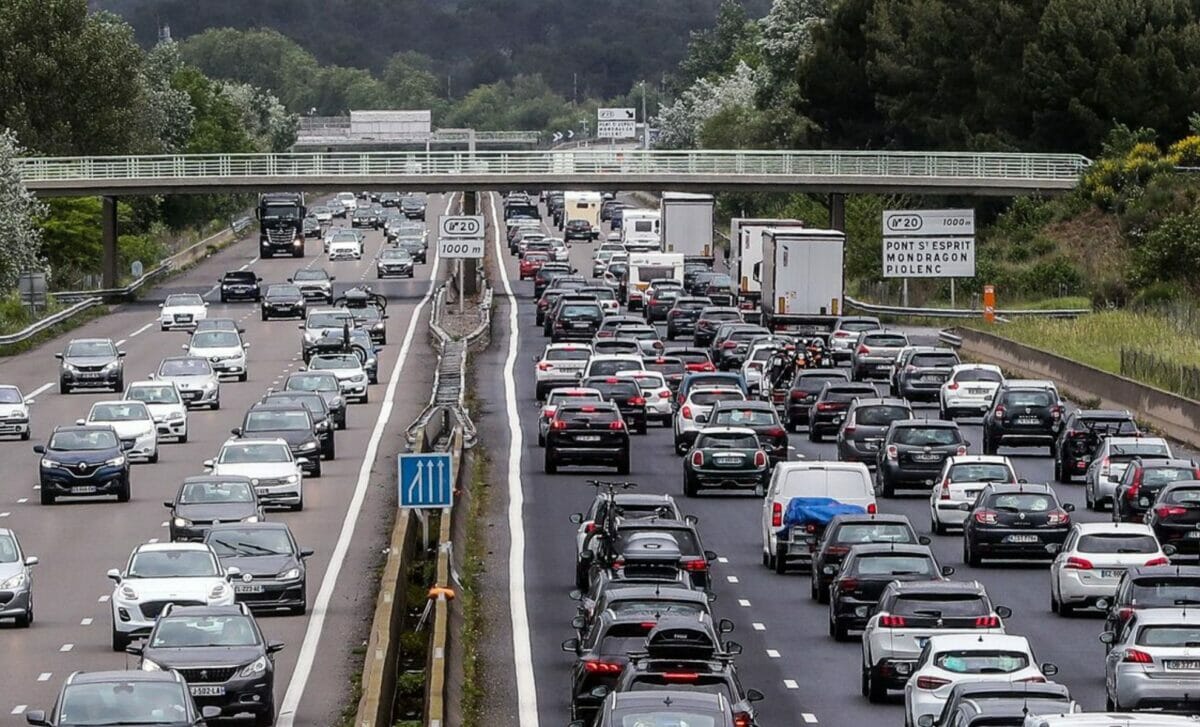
[288, 269, 334, 303]
[545, 401, 631, 474]
[785, 370, 849, 430]
[260, 284, 306, 321]
[562, 610, 661, 721]
[396, 238, 426, 264]
[836, 397, 914, 466]
[544, 293, 599, 336]
[1112, 458, 1200, 522]
[57, 337, 125, 393]
[683, 426, 770, 496]
[284, 371, 346, 430]
[582, 376, 648, 434]
[1101, 565, 1200, 639]
[925, 681, 1075, 727]
[876, 419, 968, 496]
[379, 191, 402, 207]
[260, 391, 335, 459]
[576, 569, 698, 628]
[708, 399, 788, 465]
[981, 381, 1063, 455]
[565, 218, 593, 242]
[665, 297, 712, 340]
[218, 271, 263, 302]
[401, 194, 426, 220]
[962, 483, 1074, 566]
[582, 691, 738, 727]
[682, 263, 712, 294]
[692, 307, 743, 348]
[126, 603, 283, 724]
[713, 325, 771, 371]
[808, 382, 878, 442]
[1143, 480, 1200, 557]
[810, 514, 927, 603]
[552, 300, 605, 343]
[572, 580, 707, 633]
[35, 425, 132, 505]
[533, 264, 572, 298]
[166, 475, 261, 542]
[643, 286, 681, 323]
[376, 248, 414, 278]
[351, 207, 377, 228]
[828, 543, 951, 640]
[1053, 409, 1140, 482]
[891, 347, 960, 402]
[347, 305, 388, 346]
[232, 405, 323, 477]
[205, 523, 313, 614]
[25, 671, 220, 727]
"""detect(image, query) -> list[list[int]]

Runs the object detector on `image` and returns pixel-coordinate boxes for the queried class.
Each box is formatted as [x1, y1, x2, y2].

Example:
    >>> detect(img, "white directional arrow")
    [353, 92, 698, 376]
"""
[567, 130, 575, 139]
[552, 132, 563, 142]
[424, 460, 436, 502]
[436, 458, 446, 500]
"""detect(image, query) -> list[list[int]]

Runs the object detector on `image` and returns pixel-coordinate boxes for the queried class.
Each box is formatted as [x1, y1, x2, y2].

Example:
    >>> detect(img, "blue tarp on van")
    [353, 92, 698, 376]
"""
[777, 497, 865, 537]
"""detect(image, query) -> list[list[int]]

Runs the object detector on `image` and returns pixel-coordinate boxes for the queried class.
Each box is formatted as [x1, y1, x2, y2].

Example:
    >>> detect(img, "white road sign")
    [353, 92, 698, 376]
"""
[883, 237, 976, 278]
[437, 237, 485, 259]
[598, 107, 635, 121]
[598, 107, 637, 139]
[882, 209, 975, 237]
[439, 215, 484, 238]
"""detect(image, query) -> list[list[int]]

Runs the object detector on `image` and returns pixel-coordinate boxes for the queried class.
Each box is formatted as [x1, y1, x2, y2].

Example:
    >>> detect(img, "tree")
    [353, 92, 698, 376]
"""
[139, 41, 196, 153]
[179, 28, 321, 111]
[675, 0, 761, 89]
[219, 82, 298, 152]
[0, 130, 48, 291]
[382, 52, 445, 113]
[657, 63, 759, 149]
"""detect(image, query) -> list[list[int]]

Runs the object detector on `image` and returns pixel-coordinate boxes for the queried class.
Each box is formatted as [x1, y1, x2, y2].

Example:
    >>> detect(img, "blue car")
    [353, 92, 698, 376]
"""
[34, 425, 132, 505]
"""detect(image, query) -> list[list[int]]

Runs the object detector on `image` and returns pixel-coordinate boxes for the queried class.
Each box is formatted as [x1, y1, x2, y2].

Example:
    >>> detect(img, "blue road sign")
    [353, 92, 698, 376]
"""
[398, 452, 453, 509]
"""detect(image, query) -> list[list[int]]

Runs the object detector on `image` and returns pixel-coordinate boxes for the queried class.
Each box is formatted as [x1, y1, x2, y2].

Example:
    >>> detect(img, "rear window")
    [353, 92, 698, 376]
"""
[691, 390, 746, 406]
[697, 432, 759, 449]
[796, 374, 849, 390]
[561, 304, 602, 319]
[933, 651, 1029, 674]
[1129, 577, 1200, 607]
[1002, 390, 1053, 407]
[675, 300, 710, 311]
[1077, 534, 1158, 554]
[1143, 467, 1199, 487]
[892, 594, 990, 618]
[598, 623, 654, 655]
[863, 334, 908, 347]
[910, 353, 959, 367]
[687, 376, 741, 391]
[1163, 488, 1200, 505]
[838, 319, 880, 332]
[892, 427, 962, 446]
[856, 406, 911, 426]
[1110, 442, 1171, 459]
[546, 348, 591, 362]
[712, 409, 776, 427]
[646, 360, 685, 377]
[589, 382, 641, 399]
[1137, 626, 1200, 647]
[833, 523, 913, 544]
[730, 330, 767, 342]
[948, 464, 1014, 483]
[557, 406, 619, 424]
[985, 493, 1054, 511]
[1077, 418, 1138, 435]
[608, 602, 705, 620]
[824, 387, 876, 402]
[954, 369, 1003, 383]
[547, 392, 601, 406]
[636, 265, 675, 281]
[852, 555, 936, 577]
[702, 311, 742, 321]
[674, 352, 712, 365]
[824, 468, 871, 492]
[589, 360, 642, 376]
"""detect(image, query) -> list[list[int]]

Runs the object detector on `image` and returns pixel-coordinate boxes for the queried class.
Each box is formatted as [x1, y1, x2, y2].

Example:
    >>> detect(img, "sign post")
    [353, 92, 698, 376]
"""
[597, 107, 637, 139]
[881, 209, 976, 307]
[17, 271, 47, 316]
[983, 285, 996, 324]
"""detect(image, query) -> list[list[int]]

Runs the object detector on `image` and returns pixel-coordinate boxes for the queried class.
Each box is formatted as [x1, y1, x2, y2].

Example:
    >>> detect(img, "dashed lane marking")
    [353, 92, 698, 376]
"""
[784, 680, 799, 689]
[11, 706, 26, 715]
[726, 575, 739, 584]
[16, 498, 26, 504]
[59, 644, 73, 652]
[148, 538, 159, 544]
[717, 556, 729, 563]
[766, 649, 780, 658]
[752, 623, 765, 631]
[128, 322, 154, 338]
[25, 382, 54, 402]
[37, 673, 51, 682]
[80, 618, 92, 626]
[0, 513, 9, 518]
[738, 599, 751, 607]
[98, 595, 109, 603]
[802, 714, 818, 723]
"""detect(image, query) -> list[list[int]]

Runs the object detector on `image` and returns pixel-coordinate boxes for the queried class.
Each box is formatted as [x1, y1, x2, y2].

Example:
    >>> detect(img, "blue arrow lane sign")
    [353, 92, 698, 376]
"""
[397, 452, 453, 509]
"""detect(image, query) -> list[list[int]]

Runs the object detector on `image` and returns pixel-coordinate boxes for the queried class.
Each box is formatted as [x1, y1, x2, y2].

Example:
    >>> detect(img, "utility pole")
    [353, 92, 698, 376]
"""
[573, 72, 578, 106]
[640, 80, 649, 150]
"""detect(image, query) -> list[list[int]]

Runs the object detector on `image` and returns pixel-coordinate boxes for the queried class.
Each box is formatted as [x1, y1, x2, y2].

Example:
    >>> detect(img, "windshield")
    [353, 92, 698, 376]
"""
[696, 432, 760, 449]
[893, 427, 962, 446]
[286, 374, 337, 392]
[66, 341, 116, 357]
[263, 204, 299, 218]
[380, 249, 411, 260]
[854, 555, 935, 576]
[159, 358, 212, 377]
[308, 312, 351, 328]
[948, 464, 1014, 483]
[834, 524, 913, 544]
[1078, 534, 1158, 554]
[954, 368, 1003, 383]
[127, 385, 180, 406]
[293, 270, 328, 282]
[207, 529, 294, 557]
[90, 402, 149, 422]
[59, 682, 190, 726]
[179, 481, 254, 504]
[1138, 626, 1200, 647]
[857, 406, 911, 426]
[0, 388, 21, 404]
[310, 355, 360, 370]
[191, 331, 240, 348]
[933, 650, 1030, 674]
[128, 550, 219, 578]
[893, 595, 990, 618]
[151, 614, 258, 648]
[50, 429, 118, 450]
[165, 294, 203, 307]
[246, 410, 310, 431]
[218, 443, 291, 464]
[0, 534, 18, 563]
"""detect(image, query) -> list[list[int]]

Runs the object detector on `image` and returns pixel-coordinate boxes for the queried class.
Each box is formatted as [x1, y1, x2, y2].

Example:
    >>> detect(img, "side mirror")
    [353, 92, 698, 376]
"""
[1018, 478, 1028, 484]
[298, 325, 305, 330]
[243, 342, 251, 349]
[941, 566, 955, 577]
[267, 640, 285, 654]
[917, 716, 935, 727]
[231, 427, 242, 436]
[918, 536, 931, 545]
[723, 640, 743, 656]
[568, 589, 583, 602]
[568, 513, 583, 524]
[159, 303, 164, 308]
[122, 441, 135, 451]
[107, 568, 122, 582]
[718, 617, 734, 634]
[24, 710, 48, 726]
[32, 445, 45, 454]
[1099, 631, 1116, 644]
[1063, 503, 1076, 512]
[995, 606, 1013, 619]
[181, 344, 189, 350]
[561, 637, 580, 653]
[225, 566, 241, 579]
[746, 688, 765, 703]
[164, 501, 174, 508]
[118, 350, 126, 357]
[54, 353, 64, 360]
[589, 686, 609, 700]
[571, 615, 586, 631]
[705, 550, 718, 563]
[125, 644, 144, 656]
[1041, 662, 1059, 677]
[1045, 543, 1062, 555]
[24, 556, 38, 567]
[300, 548, 314, 558]
[201, 706, 222, 720]
[1164, 544, 1178, 557]
[202, 459, 214, 469]
[75, 418, 86, 426]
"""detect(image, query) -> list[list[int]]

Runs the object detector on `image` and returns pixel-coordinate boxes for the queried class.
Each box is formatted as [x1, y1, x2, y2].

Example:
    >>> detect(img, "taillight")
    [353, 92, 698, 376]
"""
[975, 616, 1000, 628]
[754, 450, 768, 468]
[974, 509, 997, 524]
[681, 558, 708, 572]
[771, 502, 782, 528]
[1123, 648, 1153, 664]
[766, 427, 785, 438]
[857, 344, 870, 354]
[995, 405, 1006, 419]
[1100, 456, 1111, 477]
[611, 557, 625, 571]
[722, 341, 738, 349]
[701, 363, 716, 372]
[866, 502, 877, 514]
[885, 445, 899, 461]
[608, 420, 625, 430]
[834, 331, 849, 338]
[537, 362, 552, 370]
[1157, 505, 1187, 518]
[916, 676, 951, 690]
[541, 407, 554, 418]
[939, 480, 951, 500]
[837, 577, 859, 592]
[1051, 405, 1063, 420]
[629, 396, 646, 406]
[1047, 509, 1070, 526]
[550, 419, 567, 431]
[733, 713, 752, 727]
[826, 545, 849, 556]
[584, 522, 597, 534]
[955, 445, 967, 456]
[659, 391, 671, 399]
[1016, 676, 1047, 684]
[880, 615, 906, 627]
[691, 451, 704, 467]
[816, 402, 834, 411]
[946, 382, 959, 390]
[665, 672, 701, 683]
[843, 426, 856, 435]
[790, 390, 808, 400]
[1065, 556, 1092, 570]
[1118, 607, 1135, 622]
[583, 659, 624, 674]
[1145, 556, 1170, 566]
[1127, 468, 1144, 500]
[681, 406, 693, 419]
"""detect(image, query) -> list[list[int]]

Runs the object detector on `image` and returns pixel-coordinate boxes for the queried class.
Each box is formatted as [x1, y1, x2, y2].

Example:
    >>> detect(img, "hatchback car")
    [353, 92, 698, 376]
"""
[1101, 565, 1200, 639]
[808, 382, 879, 442]
[25, 671, 220, 727]
[0, 384, 30, 440]
[376, 247, 414, 278]
[1049, 522, 1169, 615]
[260, 284, 307, 321]
[159, 293, 208, 331]
[582, 376, 649, 434]
[810, 514, 927, 604]
[939, 364, 1004, 420]
[1102, 608, 1200, 712]
[693, 307, 744, 348]
[155, 356, 220, 409]
[165, 475, 261, 542]
[851, 330, 910, 381]
[284, 372, 347, 429]
[204, 439, 303, 511]
[0, 528, 37, 627]
[829, 316, 882, 363]
[233, 405, 322, 477]
[1143, 480, 1200, 557]
[1053, 409, 1140, 482]
[709, 399, 789, 465]
[205, 523, 312, 614]
[81, 400, 158, 463]
[57, 337, 125, 393]
[928, 455, 1019, 534]
[673, 386, 747, 454]
[962, 484, 1074, 566]
[837, 397, 914, 466]
[892, 347, 961, 402]
[185, 328, 250, 382]
[1084, 436, 1173, 511]
[1112, 458, 1200, 523]
[684, 427, 770, 496]
[551, 300, 605, 343]
[785, 370, 850, 430]
[664, 296, 712, 340]
[829, 544, 952, 640]
[545, 401, 631, 474]
[218, 271, 262, 303]
[35, 425, 131, 505]
[307, 353, 370, 404]
[877, 419, 969, 497]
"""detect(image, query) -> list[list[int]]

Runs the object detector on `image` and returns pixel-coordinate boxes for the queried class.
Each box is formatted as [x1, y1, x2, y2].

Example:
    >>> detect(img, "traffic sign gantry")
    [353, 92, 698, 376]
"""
[398, 452, 453, 509]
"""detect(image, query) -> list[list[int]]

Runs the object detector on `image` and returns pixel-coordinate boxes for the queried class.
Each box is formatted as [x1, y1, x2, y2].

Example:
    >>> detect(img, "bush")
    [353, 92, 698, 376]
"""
[1017, 256, 1083, 298]
[118, 234, 167, 278]
[1132, 281, 1187, 308]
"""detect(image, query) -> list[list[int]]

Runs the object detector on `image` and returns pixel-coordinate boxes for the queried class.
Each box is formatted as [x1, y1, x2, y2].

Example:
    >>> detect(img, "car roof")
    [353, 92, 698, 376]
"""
[847, 543, 933, 557]
[696, 426, 759, 437]
[1131, 608, 1200, 625]
[52, 424, 116, 435]
[926, 633, 1029, 650]
[248, 403, 311, 414]
[134, 542, 213, 553]
[1106, 436, 1167, 445]
[1073, 522, 1154, 535]
[68, 670, 186, 685]
[610, 690, 725, 711]
[711, 399, 773, 410]
[979, 483, 1054, 494]
[1132, 458, 1195, 468]
[849, 397, 909, 408]
[1127, 564, 1200, 578]
[889, 418, 959, 429]
[828, 513, 912, 526]
[221, 437, 290, 447]
[162, 604, 248, 617]
[944, 455, 1012, 466]
[889, 579, 987, 594]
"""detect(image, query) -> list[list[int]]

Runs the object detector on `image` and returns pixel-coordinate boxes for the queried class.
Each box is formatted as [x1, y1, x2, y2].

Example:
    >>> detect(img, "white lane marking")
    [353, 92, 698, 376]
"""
[98, 595, 109, 603]
[802, 714, 818, 723]
[37, 673, 51, 682]
[276, 193, 454, 727]
[16, 498, 27, 504]
[11, 706, 26, 715]
[59, 644, 73, 652]
[492, 192, 539, 727]
[80, 618, 93, 626]
[148, 538, 159, 544]
[766, 649, 780, 658]
[160, 521, 168, 528]
[717, 556, 729, 563]
[752, 622, 765, 631]
[726, 575, 739, 584]
[738, 599, 751, 607]
[128, 322, 154, 338]
[115, 339, 126, 347]
[784, 679, 799, 689]
[26, 382, 54, 402]
[0, 513, 9, 518]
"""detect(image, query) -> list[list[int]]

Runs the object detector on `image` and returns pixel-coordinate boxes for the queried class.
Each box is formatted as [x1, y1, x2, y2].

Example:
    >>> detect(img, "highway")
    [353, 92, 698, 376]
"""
[0, 194, 454, 726]
[477, 191, 1197, 726]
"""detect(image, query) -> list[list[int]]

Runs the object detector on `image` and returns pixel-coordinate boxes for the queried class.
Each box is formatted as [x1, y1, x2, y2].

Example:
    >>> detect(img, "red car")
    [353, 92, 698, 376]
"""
[520, 251, 551, 280]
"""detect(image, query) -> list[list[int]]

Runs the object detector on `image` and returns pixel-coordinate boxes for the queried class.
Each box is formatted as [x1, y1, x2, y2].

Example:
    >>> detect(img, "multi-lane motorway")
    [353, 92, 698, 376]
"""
[476, 191, 1198, 726]
[0, 194, 455, 725]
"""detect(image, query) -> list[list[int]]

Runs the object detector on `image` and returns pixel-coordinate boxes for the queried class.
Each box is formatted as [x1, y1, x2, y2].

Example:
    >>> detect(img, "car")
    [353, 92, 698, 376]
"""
[962, 483, 1074, 566]
[534, 344, 592, 400]
[1049, 522, 1169, 616]
[860, 580, 1011, 704]
[35, 425, 131, 505]
[810, 514, 928, 604]
[218, 270, 262, 303]
[260, 390, 335, 459]
[159, 293, 208, 331]
[1084, 436, 1173, 511]
[379, 192, 402, 207]
[520, 250, 551, 280]
[395, 236, 427, 264]
[692, 307, 744, 348]
[307, 352, 370, 403]
[569, 491, 683, 582]
[165, 475, 261, 542]
[829, 543, 952, 640]
[1021, 714, 1200, 727]
[1054, 409, 1140, 482]
[808, 381, 879, 443]
[699, 273, 735, 306]
[762, 460, 878, 573]
[284, 371, 346, 430]
[829, 316, 882, 363]
[565, 218, 594, 242]
[583, 375, 649, 435]
[905, 633, 1057, 727]
[594, 314, 646, 341]
[400, 193, 426, 219]
[184, 328, 250, 382]
[126, 603, 282, 725]
[302, 214, 320, 239]
[299, 308, 354, 361]
[260, 284, 307, 321]
[289, 268, 335, 303]
[665, 297, 713, 340]
[582, 691, 738, 727]
[233, 405, 323, 477]
[683, 426, 770, 497]
[334, 191, 357, 213]
[551, 300, 605, 342]
[592, 244, 627, 277]
[107, 541, 237, 650]
[939, 364, 1004, 420]
[1100, 564, 1200, 639]
[923, 680, 1077, 727]
[849, 329, 909, 381]
[643, 283, 683, 322]
[205, 439, 303, 512]
[24, 670, 221, 727]
[0, 528, 37, 627]
[154, 356, 220, 409]
[1112, 457, 1200, 523]
[784, 370, 850, 430]
[311, 204, 334, 223]
[643, 356, 686, 395]
[327, 229, 364, 260]
[876, 419, 969, 497]
[205, 523, 312, 615]
[615, 370, 673, 425]
[1143, 480, 1200, 558]
[675, 371, 749, 411]
[545, 401, 631, 474]
[81, 400, 158, 463]
[539, 387, 603, 447]
[581, 354, 644, 380]
[673, 386, 747, 454]
[741, 339, 791, 396]
[1102, 607, 1200, 712]
[57, 337, 125, 393]
[613, 324, 663, 358]
[836, 397, 914, 466]
[589, 518, 716, 591]
[893, 347, 960, 402]
[351, 206, 377, 229]
[344, 303, 388, 345]
[578, 285, 619, 316]
[534, 289, 569, 327]
[707, 399, 788, 465]
[546, 237, 570, 262]
[195, 317, 245, 335]
[981, 380, 1064, 455]
[0, 384, 31, 440]
[712, 324, 772, 371]
[928, 455, 1019, 534]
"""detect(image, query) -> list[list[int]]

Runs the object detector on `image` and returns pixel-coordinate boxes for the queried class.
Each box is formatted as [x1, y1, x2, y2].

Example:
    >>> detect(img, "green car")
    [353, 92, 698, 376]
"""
[683, 426, 770, 497]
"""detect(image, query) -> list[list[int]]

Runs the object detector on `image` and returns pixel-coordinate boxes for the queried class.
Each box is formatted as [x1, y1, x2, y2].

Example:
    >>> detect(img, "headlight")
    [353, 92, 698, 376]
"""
[203, 380, 218, 390]
[239, 656, 268, 678]
[250, 478, 260, 486]
[277, 568, 301, 581]
[173, 517, 191, 528]
[0, 572, 27, 590]
[299, 441, 319, 451]
[41, 458, 61, 468]
[285, 474, 299, 484]
[242, 515, 260, 523]
[352, 375, 366, 383]
[103, 361, 121, 372]
[119, 584, 138, 601]
[331, 397, 344, 408]
[63, 363, 79, 373]
[209, 583, 227, 600]
[167, 411, 185, 421]
[141, 659, 162, 672]
[105, 456, 126, 467]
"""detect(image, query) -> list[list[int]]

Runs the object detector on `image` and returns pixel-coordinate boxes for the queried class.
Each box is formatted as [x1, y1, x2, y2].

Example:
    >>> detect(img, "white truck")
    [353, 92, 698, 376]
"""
[621, 209, 661, 252]
[660, 192, 715, 264]
[562, 191, 602, 239]
[758, 227, 845, 338]
[730, 218, 805, 317]
[625, 252, 685, 311]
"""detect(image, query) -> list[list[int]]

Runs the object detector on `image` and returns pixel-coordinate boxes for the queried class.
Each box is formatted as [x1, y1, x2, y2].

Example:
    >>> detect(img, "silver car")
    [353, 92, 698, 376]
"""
[1103, 608, 1200, 711]
[154, 356, 220, 410]
[0, 528, 37, 627]
[851, 330, 910, 382]
[1085, 436, 1173, 511]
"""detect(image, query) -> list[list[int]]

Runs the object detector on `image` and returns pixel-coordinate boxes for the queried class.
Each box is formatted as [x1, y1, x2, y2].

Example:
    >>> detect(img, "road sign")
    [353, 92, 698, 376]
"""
[439, 215, 484, 238]
[17, 271, 47, 310]
[598, 107, 636, 121]
[552, 132, 564, 142]
[398, 452, 453, 509]
[437, 237, 485, 259]
[882, 209, 975, 237]
[598, 107, 637, 139]
[882, 237, 976, 278]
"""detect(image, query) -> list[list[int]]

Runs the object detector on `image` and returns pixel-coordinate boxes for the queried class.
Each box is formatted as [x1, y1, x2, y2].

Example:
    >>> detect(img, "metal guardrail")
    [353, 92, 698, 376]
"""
[0, 297, 104, 348]
[844, 295, 1090, 319]
[938, 330, 964, 348]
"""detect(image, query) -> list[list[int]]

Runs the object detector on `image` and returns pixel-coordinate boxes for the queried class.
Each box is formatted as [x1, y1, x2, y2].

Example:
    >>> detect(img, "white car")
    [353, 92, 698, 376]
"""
[939, 364, 1005, 419]
[0, 384, 30, 440]
[307, 353, 370, 403]
[159, 293, 208, 331]
[673, 386, 746, 454]
[592, 244, 627, 277]
[905, 633, 1055, 727]
[581, 354, 644, 380]
[617, 370, 673, 424]
[311, 205, 334, 224]
[1085, 436, 1173, 510]
[80, 401, 158, 463]
[1050, 522, 1169, 615]
[184, 329, 249, 382]
[929, 455, 1019, 533]
[154, 356, 220, 410]
[205, 438, 303, 511]
[580, 287, 620, 316]
[335, 191, 358, 213]
[1022, 715, 1200, 727]
[327, 230, 364, 261]
[124, 380, 188, 443]
[534, 343, 593, 400]
[742, 342, 785, 396]
[538, 387, 604, 447]
[108, 542, 236, 650]
[546, 237, 570, 262]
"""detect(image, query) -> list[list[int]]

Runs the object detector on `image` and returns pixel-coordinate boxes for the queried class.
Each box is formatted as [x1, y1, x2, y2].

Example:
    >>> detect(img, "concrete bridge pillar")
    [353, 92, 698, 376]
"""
[102, 196, 119, 289]
[829, 193, 846, 232]
[462, 192, 479, 296]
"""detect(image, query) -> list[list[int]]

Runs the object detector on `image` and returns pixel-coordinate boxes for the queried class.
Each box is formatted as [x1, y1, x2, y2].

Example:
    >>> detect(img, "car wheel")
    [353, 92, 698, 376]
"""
[867, 667, 886, 703]
[774, 544, 788, 574]
[1053, 457, 1064, 482]
[111, 621, 129, 652]
[762, 549, 771, 568]
[1050, 588, 1060, 614]
[40, 487, 55, 505]
[938, 405, 949, 421]
[262, 311, 269, 321]
[617, 452, 630, 475]
[537, 431, 545, 447]
[810, 572, 820, 600]
[220, 294, 227, 303]
[178, 431, 188, 444]
[20, 429, 30, 441]
[211, 398, 221, 410]
[982, 434, 996, 455]
[683, 474, 697, 497]
[637, 421, 647, 435]
[291, 492, 304, 512]
[880, 472, 895, 498]
[361, 391, 370, 404]
[965, 536, 981, 568]
[148, 451, 158, 464]
[117, 479, 131, 503]
[58, 377, 71, 395]
[808, 427, 820, 443]
[337, 416, 346, 430]
[931, 514, 945, 535]
[1085, 481, 1095, 510]
[544, 448, 558, 474]
[14, 595, 32, 628]
[1106, 695, 1116, 712]
[323, 442, 335, 461]
[114, 376, 124, 393]
[238, 372, 248, 382]
[312, 460, 322, 478]
[830, 613, 849, 642]
[255, 703, 275, 727]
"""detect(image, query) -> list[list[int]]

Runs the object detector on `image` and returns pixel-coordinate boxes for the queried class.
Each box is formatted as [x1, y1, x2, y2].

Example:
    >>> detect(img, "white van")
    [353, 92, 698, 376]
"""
[563, 191, 602, 239]
[622, 209, 661, 252]
[760, 461, 876, 573]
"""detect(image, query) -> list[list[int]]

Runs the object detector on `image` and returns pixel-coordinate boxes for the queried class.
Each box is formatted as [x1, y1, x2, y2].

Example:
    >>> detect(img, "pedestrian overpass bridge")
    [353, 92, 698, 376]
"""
[17, 149, 1090, 198]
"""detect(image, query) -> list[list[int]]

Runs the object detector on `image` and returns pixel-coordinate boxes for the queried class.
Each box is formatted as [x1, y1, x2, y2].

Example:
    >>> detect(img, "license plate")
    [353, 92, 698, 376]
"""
[715, 457, 741, 466]
[70, 486, 97, 494]
[571, 322, 589, 328]
[964, 490, 980, 498]
[968, 388, 988, 395]
[255, 487, 270, 495]
[1006, 535, 1039, 543]
[176, 315, 192, 322]
[921, 375, 944, 382]
[577, 435, 601, 442]
[1167, 660, 1200, 670]
[1100, 569, 1124, 579]
[79, 372, 102, 379]
[1188, 531, 1200, 539]
[1016, 416, 1040, 425]
[190, 686, 225, 696]
[234, 584, 264, 594]
[914, 453, 941, 461]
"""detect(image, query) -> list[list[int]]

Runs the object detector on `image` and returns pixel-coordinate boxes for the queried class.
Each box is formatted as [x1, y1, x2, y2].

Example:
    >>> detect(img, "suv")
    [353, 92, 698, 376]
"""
[808, 382, 878, 442]
[1101, 565, 1200, 639]
[876, 419, 968, 497]
[963, 483, 1074, 566]
[828, 544, 950, 640]
[545, 401, 631, 474]
[289, 268, 334, 303]
[1053, 409, 1140, 482]
[829, 316, 881, 363]
[57, 338, 125, 394]
[785, 370, 849, 430]
[565, 218, 594, 242]
[218, 271, 262, 302]
[644, 282, 683, 322]
[851, 330, 910, 381]
[1112, 458, 1200, 523]
[891, 347, 960, 401]
[551, 300, 605, 343]
[583, 376, 649, 434]
[836, 397, 914, 466]
[981, 380, 1064, 455]
[693, 307, 744, 348]
[232, 405, 323, 477]
[34, 425, 132, 505]
[1083, 436, 1172, 511]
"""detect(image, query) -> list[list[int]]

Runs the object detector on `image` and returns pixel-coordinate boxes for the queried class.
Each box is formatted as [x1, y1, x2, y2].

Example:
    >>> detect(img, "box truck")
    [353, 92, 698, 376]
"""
[758, 228, 845, 338]
[730, 218, 804, 314]
[621, 209, 661, 252]
[660, 192, 714, 264]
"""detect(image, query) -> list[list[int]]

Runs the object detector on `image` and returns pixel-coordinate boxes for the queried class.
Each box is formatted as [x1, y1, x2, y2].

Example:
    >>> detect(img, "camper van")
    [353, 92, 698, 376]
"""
[621, 209, 661, 252]
[624, 252, 684, 310]
[562, 191, 602, 240]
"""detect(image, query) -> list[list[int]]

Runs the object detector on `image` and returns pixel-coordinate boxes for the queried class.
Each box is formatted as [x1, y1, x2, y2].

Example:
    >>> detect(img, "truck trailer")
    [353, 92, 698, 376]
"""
[660, 192, 714, 264]
[758, 227, 845, 338]
[730, 217, 805, 316]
